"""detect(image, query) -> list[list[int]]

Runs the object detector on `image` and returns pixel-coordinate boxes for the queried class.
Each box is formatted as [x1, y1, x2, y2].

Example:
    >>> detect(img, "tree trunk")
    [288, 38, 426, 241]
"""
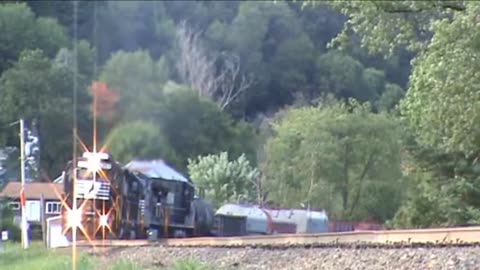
[349, 151, 376, 217]
[341, 142, 350, 216]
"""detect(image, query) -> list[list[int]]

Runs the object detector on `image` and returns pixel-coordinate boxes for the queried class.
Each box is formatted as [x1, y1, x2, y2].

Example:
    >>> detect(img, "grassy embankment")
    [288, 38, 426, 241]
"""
[0, 241, 211, 270]
[0, 241, 94, 270]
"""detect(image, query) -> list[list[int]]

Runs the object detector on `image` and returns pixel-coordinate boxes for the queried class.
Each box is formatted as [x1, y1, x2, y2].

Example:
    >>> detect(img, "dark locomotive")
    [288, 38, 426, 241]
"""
[60, 152, 214, 241]
[122, 160, 214, 239]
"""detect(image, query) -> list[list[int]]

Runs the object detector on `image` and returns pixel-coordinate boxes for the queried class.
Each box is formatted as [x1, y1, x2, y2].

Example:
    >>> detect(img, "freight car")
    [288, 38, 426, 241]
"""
[212, 203, 386, 236]
[213, 203, 329, 236]
[60, 152, 214, 241]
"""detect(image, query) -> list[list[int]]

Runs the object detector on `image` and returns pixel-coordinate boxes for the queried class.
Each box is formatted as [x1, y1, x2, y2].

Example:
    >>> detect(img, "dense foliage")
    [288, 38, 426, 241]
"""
[264, 97, 404, 221]
[307, 0, 480, 226]
[0, 1, 477, 227]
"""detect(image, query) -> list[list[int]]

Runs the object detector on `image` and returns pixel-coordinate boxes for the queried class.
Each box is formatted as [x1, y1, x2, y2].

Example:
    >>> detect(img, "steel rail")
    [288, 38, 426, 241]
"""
[72, 226, 480, 249]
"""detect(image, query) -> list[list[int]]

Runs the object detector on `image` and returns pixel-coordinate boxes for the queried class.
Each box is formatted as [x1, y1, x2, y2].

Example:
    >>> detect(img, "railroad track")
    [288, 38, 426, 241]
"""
[72, 226, 480, 250]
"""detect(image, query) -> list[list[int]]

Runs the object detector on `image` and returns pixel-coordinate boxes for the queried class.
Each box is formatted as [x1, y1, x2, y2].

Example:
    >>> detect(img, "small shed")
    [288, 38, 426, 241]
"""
[46, 215, 69, 248]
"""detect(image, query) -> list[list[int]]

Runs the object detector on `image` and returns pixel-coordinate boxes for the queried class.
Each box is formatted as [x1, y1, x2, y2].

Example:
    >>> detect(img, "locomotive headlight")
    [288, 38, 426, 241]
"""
[66, 207, 83, 229]
[86, 155, 102, 173]
[81, 152, 110, 172]
[99, 214, 109, 227]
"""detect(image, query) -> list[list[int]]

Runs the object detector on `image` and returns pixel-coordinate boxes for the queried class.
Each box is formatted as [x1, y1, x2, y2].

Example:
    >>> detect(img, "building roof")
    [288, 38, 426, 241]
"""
[0, 181, 63, 200]
[124, 160, 190, 183]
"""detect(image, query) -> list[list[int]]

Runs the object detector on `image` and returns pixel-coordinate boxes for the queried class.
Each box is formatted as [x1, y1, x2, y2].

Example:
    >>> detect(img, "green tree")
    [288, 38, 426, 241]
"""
[0, 3, 68, 74]
[154, 82, 258, 169]
[400, 2, 480, 154]
[99, 50, 170, 123]
[0, 48, 92, 177]
[314, 51, 366, 100]
[302, 0, 474, 153]
[264, 96, 404, 221]
[376, 83, 405, 113]
[104, 121, 177, 165]
[391, 131, 480, 228]
[303, 0, 480, 227]
[188, 152, 260, 208]
[304, 1, 465, 56]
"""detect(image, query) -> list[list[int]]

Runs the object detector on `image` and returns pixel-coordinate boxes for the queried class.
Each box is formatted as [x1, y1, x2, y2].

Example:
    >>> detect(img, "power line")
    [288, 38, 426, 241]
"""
[73, 1, 78, 163]
[93, 0, 98, 153]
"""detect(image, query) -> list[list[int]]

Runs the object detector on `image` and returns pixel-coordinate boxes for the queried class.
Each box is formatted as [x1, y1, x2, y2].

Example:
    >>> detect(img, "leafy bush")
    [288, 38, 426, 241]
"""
[0, 202, 21, 242]
[0, 242, 94, 270]
[188, 152, 260, 207]
[0, 222, 21, 242]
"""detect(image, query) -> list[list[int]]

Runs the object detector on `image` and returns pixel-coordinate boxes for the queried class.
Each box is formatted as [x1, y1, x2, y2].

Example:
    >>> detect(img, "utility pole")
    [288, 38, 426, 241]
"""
[19, 118, 28, 249]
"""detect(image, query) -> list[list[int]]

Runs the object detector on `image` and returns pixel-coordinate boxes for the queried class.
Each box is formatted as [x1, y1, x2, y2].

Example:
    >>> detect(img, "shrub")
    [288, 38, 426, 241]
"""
[0, 222, 21, 242]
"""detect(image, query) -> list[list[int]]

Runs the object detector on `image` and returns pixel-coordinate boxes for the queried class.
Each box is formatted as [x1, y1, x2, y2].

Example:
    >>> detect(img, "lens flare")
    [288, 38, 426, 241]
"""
[99, 214, 109, 228]
[86, 155, 101, 173]
[66, 207, 83, 229]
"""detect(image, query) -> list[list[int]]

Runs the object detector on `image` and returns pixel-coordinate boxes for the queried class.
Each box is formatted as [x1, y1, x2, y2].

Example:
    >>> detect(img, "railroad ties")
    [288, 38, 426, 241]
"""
[74, 226, 480, 250]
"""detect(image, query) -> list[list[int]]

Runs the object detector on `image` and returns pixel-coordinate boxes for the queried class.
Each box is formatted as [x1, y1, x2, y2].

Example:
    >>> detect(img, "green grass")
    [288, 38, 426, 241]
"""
[0, 241, 94, 270]
[171, 259, 212, 270]
[0, 241, 213, 270]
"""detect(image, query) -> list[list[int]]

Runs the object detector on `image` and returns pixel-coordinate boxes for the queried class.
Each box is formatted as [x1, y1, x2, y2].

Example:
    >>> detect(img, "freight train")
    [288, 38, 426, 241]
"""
[59, 151, 383, 241]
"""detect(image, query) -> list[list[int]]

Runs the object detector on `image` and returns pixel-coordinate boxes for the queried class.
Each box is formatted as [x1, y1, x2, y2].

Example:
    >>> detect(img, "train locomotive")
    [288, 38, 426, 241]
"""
[61, 151, 123, 240]
[60, 151, 214, 241]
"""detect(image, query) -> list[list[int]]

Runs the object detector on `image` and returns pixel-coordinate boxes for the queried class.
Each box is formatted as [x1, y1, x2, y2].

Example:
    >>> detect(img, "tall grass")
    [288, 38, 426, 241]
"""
[0, 241, 213, 270]
[0, 241, 94, 270]
[106, 258, 213, 270]
[171, 259, 212, 270]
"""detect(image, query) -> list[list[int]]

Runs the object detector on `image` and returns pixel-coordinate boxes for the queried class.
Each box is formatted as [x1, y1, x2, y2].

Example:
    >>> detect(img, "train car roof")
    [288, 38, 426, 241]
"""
[124, 159, 191, 183]
[216, 203, 329, 221]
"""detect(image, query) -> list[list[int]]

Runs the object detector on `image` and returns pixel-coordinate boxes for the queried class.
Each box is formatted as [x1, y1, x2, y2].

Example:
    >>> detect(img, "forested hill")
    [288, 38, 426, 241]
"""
[25, 0, 411, 117]
[0, 1, 478, 228]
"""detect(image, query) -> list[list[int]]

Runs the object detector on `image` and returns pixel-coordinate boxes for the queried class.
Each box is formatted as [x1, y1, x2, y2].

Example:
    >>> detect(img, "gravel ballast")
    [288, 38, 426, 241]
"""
[94, 246, 480, 270]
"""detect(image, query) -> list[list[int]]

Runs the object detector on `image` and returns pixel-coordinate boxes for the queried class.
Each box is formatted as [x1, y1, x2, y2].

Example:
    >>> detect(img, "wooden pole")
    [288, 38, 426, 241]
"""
[40, 193, 46, 247]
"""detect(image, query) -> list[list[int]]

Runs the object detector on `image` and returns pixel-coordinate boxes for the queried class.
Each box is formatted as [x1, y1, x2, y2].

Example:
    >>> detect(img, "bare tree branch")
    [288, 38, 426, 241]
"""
[373, 1, 466, 14]
[175, 21, 255, 110]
